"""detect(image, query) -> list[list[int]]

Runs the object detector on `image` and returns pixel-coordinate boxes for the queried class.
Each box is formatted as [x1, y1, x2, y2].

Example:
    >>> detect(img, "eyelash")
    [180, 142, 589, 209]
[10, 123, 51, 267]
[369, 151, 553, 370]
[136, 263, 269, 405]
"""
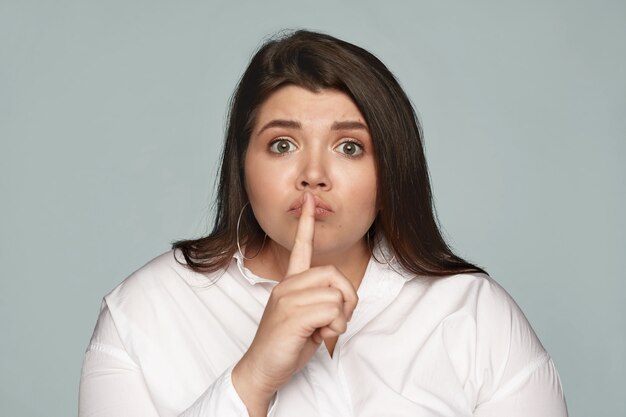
[267, 138, 365, 158]
[268, 138, 297, 155]
[335, 140, 364, 158]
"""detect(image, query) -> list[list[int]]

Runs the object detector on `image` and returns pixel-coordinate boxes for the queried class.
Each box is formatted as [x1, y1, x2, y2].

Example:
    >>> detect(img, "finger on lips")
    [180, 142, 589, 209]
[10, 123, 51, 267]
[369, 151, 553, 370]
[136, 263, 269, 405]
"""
[286, 192, 315, 277]
[281, 191, 358, 340]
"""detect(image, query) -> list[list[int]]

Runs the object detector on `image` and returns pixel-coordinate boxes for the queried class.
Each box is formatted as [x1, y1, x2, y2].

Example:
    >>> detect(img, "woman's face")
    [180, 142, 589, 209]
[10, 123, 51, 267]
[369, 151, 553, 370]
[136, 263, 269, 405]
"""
[244, 85, 378, 261]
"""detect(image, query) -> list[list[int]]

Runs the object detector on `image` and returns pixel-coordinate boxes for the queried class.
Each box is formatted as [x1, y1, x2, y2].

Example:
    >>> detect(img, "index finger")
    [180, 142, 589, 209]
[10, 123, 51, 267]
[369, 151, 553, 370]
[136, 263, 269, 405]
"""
[286, 192, 315, 277]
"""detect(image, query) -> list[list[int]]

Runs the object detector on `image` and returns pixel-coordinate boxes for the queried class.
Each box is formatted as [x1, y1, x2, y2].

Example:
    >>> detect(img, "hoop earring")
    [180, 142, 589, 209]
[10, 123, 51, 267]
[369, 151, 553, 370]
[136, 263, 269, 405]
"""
[366, 230, 396, 265]
[236, 202, 267, 260]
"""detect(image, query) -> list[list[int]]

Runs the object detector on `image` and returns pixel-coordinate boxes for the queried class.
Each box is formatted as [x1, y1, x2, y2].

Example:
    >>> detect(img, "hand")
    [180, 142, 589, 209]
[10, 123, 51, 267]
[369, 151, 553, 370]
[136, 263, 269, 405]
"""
[232, 192, 358, 415]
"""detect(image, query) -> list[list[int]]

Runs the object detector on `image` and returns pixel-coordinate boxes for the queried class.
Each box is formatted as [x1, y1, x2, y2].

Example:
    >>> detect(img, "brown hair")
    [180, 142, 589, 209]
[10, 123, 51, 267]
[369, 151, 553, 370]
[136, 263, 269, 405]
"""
[173, 30, 485, 277]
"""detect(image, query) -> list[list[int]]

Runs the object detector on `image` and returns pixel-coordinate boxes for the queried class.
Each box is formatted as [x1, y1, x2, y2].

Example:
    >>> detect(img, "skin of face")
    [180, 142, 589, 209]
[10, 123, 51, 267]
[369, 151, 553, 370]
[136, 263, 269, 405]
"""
[244, 85, 378, 273]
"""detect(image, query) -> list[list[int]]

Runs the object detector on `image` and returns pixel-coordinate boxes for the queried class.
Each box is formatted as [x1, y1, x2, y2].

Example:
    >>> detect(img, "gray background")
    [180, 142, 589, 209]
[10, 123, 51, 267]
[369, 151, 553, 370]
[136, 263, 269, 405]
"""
[1, 1, 624, 416]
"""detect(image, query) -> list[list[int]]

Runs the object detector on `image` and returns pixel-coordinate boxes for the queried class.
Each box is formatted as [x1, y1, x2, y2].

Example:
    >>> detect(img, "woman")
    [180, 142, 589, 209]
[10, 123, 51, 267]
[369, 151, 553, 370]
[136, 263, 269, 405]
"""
[79, 30, 568, 417]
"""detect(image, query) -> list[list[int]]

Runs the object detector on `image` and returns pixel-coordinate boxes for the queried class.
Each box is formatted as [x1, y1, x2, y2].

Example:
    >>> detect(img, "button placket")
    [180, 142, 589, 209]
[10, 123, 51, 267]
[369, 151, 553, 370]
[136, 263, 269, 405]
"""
[304, 345, 353, 417]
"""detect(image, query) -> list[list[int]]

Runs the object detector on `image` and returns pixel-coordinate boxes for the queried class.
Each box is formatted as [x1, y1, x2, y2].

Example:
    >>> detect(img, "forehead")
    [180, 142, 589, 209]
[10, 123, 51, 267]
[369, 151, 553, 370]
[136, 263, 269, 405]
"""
[253, 85, 367, 132]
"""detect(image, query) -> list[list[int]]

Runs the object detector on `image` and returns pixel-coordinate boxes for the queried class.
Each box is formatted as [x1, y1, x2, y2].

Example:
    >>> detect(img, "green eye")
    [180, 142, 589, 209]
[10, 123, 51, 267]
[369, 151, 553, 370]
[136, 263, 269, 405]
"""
[336, 141, 363, 157]
[269, 139, 296, 154]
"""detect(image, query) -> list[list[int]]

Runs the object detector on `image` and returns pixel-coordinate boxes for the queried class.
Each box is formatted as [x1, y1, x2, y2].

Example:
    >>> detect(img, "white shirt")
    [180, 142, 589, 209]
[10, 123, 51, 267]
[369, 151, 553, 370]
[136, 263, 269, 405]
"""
[79, 249, 568, 417]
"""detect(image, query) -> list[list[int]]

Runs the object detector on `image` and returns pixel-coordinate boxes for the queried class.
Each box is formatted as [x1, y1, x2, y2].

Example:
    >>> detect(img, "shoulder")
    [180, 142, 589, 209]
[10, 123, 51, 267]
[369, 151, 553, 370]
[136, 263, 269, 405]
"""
[419, 272, 539, 340]
[410, 271, 552, 397]
[430, 273, 550, 396]
[443, 273, 535, 335]
[99, 250, 234, 356]
[407, 271, 519, 314]
[103, 249, 223, 317]
[406, 270, 547, 362]
[105, 250, 182, 298]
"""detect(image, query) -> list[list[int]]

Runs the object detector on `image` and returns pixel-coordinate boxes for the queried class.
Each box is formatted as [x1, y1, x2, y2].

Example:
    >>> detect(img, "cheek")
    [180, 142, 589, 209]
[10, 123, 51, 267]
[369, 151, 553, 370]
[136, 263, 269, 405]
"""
[341, 169, 378, 219]
[362, 180, 379, 218]
[353, 164, 378, 202]
[244, 159, 291, 223]
[245, 155, 270, 200]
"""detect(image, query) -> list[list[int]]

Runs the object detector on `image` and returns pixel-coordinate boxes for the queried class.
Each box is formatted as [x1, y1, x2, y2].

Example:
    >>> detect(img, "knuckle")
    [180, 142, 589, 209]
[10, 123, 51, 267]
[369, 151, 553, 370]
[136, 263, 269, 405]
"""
[331, 290, 343, 303]
[295, 235, 310, 244]
[321, 265, 340, 278]
[348, 292, 358, 306]
[330, 304, 342, 316]
[337, 321, 347, 333]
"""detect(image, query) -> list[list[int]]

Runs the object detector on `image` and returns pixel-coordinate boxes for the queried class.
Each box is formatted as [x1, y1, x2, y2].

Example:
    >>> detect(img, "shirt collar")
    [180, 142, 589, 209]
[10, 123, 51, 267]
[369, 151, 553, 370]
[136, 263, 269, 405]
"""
[231, 239, 414, 288]
[232, 250, 280, 285]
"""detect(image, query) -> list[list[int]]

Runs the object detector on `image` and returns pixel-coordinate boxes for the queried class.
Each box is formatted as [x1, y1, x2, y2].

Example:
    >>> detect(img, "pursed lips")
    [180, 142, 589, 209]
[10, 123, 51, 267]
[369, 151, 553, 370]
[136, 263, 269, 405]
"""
[288, 194, 333, 219]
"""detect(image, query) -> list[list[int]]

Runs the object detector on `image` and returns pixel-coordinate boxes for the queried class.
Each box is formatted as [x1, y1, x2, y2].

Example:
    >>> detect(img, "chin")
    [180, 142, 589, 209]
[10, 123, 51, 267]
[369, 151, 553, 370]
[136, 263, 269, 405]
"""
[313, 237, 366, 257]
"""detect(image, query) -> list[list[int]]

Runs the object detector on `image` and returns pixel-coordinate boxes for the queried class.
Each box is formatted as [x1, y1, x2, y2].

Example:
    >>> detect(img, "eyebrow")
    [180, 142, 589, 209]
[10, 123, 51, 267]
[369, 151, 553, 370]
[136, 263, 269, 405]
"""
[331, 120, 369, 131]
[256, 119, 369, 135]
[256, 119, 301, 135]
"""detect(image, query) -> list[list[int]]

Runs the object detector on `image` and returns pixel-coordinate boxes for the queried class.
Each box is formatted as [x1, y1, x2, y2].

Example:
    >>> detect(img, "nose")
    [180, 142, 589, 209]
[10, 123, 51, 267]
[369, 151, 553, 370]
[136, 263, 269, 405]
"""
[296, 150, 331, 191]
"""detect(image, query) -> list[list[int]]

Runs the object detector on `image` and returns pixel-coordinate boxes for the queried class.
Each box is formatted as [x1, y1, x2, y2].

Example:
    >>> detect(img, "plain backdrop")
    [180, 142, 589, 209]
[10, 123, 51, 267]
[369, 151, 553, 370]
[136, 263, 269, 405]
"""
[1, 1, 624, 416]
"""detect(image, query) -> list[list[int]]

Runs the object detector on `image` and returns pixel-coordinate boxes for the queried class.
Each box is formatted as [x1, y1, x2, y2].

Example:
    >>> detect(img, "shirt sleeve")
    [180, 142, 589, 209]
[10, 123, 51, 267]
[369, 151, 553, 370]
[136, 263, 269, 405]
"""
[78, 301, 253, 417]
[473, 354, 568, 417]
[471, 278, 568, 417]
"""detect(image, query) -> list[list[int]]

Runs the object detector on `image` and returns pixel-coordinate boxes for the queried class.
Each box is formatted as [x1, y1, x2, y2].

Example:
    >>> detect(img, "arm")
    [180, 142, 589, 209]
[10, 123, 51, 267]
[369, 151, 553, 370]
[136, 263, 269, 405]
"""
[80, 193, 356, 417]
[79, 303, 252, 417]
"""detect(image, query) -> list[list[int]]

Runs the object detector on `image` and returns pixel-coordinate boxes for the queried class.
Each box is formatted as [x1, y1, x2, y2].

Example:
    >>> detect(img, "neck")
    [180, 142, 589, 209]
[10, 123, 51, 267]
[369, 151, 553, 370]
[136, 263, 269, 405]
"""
[244, 239, 371, 291]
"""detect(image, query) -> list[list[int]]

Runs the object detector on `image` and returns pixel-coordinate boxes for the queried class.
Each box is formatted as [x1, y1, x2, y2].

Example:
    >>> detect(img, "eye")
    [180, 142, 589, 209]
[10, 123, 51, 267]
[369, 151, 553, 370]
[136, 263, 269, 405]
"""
[269, 138, 296, 154]
[335, 140, 364, 157]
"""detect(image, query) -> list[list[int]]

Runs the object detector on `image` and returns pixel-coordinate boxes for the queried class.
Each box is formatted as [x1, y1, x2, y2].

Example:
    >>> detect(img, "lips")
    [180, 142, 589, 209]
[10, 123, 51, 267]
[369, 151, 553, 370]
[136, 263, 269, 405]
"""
[288, 194, 333, 218]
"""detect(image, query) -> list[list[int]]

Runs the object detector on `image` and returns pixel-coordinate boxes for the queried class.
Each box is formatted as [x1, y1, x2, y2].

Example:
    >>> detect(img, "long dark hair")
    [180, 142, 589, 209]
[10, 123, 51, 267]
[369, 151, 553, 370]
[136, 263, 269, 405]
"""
[173, 30, 485, 277]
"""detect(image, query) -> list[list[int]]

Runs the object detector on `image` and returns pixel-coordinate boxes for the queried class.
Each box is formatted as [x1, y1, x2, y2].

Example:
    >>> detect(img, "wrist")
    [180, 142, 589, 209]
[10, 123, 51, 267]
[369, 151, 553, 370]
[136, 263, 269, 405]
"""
[232, 356, 277, 416]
